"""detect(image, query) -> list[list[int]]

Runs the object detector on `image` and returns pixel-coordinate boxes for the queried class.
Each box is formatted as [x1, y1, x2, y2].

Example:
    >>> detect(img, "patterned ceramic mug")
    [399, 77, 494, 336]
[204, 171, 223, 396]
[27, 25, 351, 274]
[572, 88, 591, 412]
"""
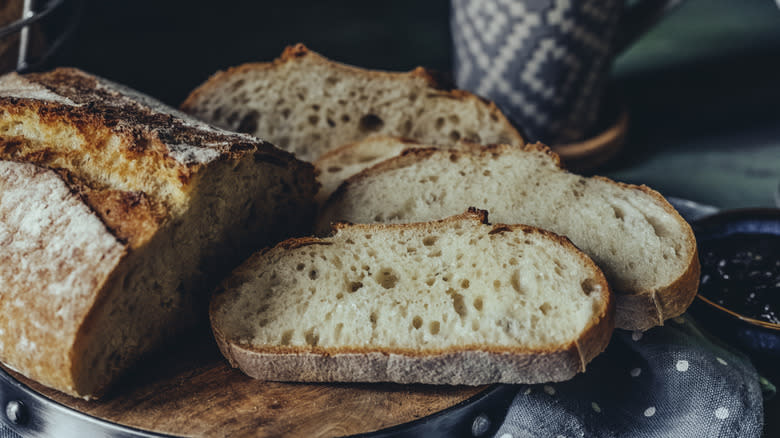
[452, 0, 684, 144]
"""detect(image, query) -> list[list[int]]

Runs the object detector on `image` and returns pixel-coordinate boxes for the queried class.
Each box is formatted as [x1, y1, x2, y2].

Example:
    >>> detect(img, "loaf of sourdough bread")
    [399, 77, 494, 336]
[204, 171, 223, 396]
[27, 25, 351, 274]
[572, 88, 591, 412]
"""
[318, 142, 699, 331]
[211, 209, 613, 385]
[0, 68, 317, 398]
[180, 44, 524, 162]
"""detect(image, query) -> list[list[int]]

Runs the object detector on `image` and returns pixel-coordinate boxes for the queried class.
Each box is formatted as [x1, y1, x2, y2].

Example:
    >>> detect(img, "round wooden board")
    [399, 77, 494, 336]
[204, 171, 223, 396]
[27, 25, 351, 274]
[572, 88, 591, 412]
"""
[6, 336, 487, 437]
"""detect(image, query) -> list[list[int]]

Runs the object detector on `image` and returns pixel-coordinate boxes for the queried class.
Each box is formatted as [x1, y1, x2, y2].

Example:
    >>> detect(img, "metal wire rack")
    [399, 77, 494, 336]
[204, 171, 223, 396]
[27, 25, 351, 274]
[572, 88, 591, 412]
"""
[0, 0, 84, 72]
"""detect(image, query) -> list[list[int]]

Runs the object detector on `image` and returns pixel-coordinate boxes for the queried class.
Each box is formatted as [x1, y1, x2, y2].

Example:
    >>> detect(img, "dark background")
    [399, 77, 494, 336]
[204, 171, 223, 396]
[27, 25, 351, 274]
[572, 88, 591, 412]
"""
[25, 0, 780, 434]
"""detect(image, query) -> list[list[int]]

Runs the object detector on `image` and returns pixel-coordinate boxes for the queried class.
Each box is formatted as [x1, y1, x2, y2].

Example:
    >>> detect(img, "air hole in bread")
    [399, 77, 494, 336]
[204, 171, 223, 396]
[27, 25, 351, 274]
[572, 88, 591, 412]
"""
[236, 111, 260, 134]
[472, 320, 480, 331]
[358, 114, 384, 133]
[449, 290, 467, 318]
[511, 271, 525, 295]
[427, 249, 442, 258]
[423, 236, 437, 246]
[230, 79, 245, 91]
[465, 132, 481, 143]
[334, 322, 343, 340]
[226, 111, 239, 125]
[309, 269, 319, 280]
[327, 166, 342, 173]
[509, 258, 519, 266]
[281, 108, 291, 119]
[435, 117, 445, 130]
[449, 115, 460, 124]
[370, 311, 378, 328]
[325, 76, 340, 86]
[304, 328, 319, 346]
[412, 316, 423, 329]
[645, 215, 669, 239]
[341, 114, 350, 123]
[308, 115, 319, 126]
[483, 169, 491, 176]
[460, 279, 470, 289]
[449, 130, 461, 142]
[581, 278, 599, 296]
[327, 118, 336, 127]
[336, 292, 344, 299]
[375, 268, 399, 289]
[612, 205, 625, 220]
[449, 153, 459, 163]
[281, 330, 293, 345]
[539, 302, 552, 315]
[425, 277, 435, 287]
[429, 321, 440, 335]
[402, 119, 413, 135]
[349, 281, 363, 293]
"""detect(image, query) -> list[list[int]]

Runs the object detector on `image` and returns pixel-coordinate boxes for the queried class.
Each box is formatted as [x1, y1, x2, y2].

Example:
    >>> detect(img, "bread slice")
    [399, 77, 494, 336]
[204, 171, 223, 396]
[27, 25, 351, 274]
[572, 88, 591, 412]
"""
[211, 209, 613, 385]
[180, 43, 525, 162]
[314, 136, 428, 205]
[318, 143, 699, 331]
[0, 68, 317, 398]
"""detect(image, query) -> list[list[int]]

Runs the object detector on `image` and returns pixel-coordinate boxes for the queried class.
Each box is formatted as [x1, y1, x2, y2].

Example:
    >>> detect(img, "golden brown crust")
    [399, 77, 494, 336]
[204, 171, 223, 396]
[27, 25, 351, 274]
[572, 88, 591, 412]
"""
[211, 210, 614, 384]
[0, 68, 318, 398]
[180, 44, 524, 147]
[0, 68, 312, 248]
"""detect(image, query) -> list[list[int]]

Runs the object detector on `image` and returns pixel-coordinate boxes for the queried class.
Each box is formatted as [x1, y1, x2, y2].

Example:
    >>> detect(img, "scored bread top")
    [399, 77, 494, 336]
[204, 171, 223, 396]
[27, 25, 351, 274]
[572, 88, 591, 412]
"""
[181, 43, 525, 162]
[0, 68, 316, 396]
[211, 209, 614, 384]
[0, 68, 311, 245]
[318, 142, 699, 331]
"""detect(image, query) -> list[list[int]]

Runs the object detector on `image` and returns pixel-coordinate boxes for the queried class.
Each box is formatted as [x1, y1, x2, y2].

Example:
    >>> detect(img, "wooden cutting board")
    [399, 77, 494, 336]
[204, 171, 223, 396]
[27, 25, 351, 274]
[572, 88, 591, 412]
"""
[7, 335, 487, 437]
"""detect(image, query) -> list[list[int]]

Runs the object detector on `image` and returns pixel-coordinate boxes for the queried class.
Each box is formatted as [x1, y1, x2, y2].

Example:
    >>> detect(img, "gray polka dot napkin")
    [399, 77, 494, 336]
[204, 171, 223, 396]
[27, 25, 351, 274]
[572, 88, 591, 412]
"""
[493, 316, 764, 438]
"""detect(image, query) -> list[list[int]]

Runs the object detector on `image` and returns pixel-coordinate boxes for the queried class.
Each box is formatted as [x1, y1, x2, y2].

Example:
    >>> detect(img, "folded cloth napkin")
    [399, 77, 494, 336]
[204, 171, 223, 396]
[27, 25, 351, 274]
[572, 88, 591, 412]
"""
[493, 315, 764, 438]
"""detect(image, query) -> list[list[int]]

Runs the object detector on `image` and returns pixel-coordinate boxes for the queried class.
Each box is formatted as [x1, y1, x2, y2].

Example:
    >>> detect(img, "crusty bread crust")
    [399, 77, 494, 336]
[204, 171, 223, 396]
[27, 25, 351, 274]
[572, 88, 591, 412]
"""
[210, 209, 614, 384]
[0, 68, 318, 398]
[320, 143, 699, 331]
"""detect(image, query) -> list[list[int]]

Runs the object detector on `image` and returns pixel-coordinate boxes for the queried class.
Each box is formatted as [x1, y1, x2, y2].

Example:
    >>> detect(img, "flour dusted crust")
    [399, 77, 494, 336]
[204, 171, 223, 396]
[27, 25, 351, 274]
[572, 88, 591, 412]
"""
[0, 68, 317, 398]
[0, 162, 125, 391]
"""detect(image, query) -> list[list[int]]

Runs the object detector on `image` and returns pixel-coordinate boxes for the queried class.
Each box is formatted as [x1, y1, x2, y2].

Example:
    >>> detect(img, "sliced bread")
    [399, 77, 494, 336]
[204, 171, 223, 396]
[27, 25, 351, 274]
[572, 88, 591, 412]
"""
[210, 209, 613, 385]
[0, 68, 317, 398]
[180, 44, 524, 162]
[318, 143, 699, 331]
[314, 136, 426, 205]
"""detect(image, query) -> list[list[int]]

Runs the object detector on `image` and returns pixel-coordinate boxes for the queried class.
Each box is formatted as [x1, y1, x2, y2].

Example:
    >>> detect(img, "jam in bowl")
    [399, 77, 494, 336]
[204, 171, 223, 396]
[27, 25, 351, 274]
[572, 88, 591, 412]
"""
[690, 209, 780, 357]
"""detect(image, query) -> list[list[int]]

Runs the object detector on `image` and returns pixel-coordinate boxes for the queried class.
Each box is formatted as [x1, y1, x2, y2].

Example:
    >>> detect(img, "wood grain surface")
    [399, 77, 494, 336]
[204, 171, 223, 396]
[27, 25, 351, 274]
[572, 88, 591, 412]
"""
[8, 334, 486, 437]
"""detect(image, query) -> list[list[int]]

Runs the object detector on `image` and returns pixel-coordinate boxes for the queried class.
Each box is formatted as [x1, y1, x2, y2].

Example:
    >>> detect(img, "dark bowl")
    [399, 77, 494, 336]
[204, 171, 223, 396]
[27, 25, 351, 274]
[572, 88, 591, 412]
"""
[689, 208, 780, 357]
